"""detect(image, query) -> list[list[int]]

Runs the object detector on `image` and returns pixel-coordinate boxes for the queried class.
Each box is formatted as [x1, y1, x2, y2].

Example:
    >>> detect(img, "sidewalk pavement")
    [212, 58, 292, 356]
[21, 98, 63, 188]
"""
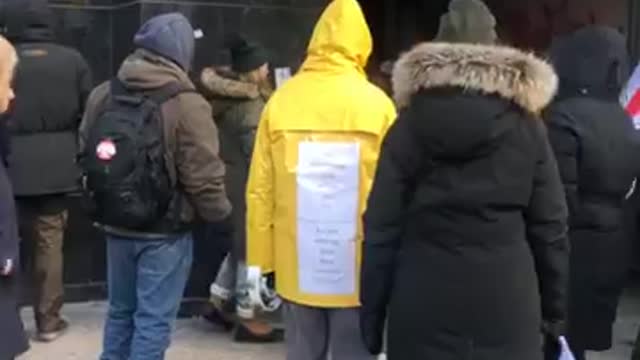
[16, 290, 640, 360]
[18, 302, 283, 360]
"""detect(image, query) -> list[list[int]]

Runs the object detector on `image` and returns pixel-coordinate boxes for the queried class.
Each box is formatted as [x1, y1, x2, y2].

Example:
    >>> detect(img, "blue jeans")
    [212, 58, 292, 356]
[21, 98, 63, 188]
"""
[100, 233, 193, 360]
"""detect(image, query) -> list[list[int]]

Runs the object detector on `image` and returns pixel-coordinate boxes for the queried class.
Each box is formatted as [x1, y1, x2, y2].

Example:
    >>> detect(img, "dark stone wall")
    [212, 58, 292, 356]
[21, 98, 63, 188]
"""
[485, 0, 628, 52]
[1, 0, 326, 301]
[44, 0, 327, 84]
[360, 0, 630, 63]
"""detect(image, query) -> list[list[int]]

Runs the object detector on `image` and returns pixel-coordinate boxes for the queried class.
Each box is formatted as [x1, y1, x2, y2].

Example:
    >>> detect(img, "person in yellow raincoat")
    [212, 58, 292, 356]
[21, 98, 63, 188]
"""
[245, 0, 396, 358]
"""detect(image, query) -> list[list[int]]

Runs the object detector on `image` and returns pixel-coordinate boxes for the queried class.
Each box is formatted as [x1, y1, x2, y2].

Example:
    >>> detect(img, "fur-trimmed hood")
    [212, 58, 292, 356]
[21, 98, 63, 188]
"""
[199, 66, 272, 117]
[392, 43, 558, 113]
[200, 66, 260, 101]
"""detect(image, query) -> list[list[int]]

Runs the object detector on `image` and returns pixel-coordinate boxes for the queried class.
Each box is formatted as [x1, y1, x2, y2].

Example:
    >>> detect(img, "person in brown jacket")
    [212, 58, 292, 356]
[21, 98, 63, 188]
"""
[199, 34, 281, 343]
[80, 13, 231, 359]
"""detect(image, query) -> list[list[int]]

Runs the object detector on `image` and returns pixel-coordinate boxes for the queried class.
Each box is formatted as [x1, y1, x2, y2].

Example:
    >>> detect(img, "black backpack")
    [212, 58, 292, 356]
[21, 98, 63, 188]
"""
[81, 79, 193, 231]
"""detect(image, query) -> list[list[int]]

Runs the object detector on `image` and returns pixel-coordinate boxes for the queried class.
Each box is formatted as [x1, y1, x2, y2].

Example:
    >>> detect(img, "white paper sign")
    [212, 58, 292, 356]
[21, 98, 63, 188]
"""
[274, 67, 292, 88]
[296, 142, 360, 295]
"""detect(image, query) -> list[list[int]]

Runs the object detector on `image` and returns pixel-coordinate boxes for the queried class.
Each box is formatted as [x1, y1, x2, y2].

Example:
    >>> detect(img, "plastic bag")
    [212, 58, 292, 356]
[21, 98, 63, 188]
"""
[558, 336, 576, 360]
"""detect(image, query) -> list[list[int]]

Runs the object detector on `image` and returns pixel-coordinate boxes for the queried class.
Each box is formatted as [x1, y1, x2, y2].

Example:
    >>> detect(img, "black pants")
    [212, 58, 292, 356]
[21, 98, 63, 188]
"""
[185, 221, 232, 298]
[633, 331, 640, 360]
[572, 350, 585, 360]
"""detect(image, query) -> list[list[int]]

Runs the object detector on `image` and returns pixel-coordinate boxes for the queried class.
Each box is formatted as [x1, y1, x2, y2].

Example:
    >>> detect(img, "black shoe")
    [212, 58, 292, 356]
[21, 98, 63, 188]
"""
[202, 308, 234, 332]
[233, 323, 284, 343]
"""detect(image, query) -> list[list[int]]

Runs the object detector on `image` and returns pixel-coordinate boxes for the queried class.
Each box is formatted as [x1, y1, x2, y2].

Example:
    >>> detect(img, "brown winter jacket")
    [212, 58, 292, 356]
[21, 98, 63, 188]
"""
[199, 66, 273, 116]
[199, 67, 269, 256]
[80, 49, 231, 235]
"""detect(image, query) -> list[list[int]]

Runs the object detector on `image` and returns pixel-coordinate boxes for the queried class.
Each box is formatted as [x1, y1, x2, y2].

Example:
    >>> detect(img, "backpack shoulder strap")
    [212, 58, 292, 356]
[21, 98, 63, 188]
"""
[147, 82, 199, 105]
[110, 78, 146, 106]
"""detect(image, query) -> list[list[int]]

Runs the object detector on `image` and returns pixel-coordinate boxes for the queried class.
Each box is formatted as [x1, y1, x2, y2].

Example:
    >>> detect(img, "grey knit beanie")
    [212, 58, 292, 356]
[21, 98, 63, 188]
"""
[435, 0, 497, 44]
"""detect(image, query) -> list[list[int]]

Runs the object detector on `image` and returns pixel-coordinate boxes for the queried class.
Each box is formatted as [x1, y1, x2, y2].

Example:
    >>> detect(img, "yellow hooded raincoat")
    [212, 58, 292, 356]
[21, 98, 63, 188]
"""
[246, 0, 397, 308]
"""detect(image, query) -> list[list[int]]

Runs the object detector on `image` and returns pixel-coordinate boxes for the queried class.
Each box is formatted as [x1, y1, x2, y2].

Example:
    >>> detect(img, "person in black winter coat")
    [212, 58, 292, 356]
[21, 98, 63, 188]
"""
[359, 1, 570, 359]
[545, 26, 640, 360]
[3, 1, 92, 341]
[0, 35, 29, 360]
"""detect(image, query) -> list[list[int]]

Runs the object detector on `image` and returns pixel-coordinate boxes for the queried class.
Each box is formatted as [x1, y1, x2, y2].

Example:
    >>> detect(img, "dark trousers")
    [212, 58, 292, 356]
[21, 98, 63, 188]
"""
[284, 302, 373, 360]
[17, 195, 67, 332]
[633, 331, 640, 360]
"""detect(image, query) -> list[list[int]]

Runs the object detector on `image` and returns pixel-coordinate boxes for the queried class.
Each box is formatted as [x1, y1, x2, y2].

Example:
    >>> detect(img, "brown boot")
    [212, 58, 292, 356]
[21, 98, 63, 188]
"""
[233, 320, 284, 343]
[35, 317, 69, 343]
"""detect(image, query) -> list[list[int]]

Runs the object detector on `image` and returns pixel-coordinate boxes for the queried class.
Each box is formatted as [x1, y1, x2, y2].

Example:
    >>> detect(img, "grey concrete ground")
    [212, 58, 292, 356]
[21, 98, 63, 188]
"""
[16, 290, 640, 360]
[18, 302, 283, 360]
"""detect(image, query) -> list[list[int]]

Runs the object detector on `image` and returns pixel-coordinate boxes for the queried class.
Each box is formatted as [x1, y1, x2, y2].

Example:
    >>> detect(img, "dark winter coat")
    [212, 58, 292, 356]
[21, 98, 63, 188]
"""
[199, 67, 267, 257]
[0, 152, 29, 359]
[546, 26, 640, 352]
[360, 43, 570, 360]
[4, 4, 92, 196]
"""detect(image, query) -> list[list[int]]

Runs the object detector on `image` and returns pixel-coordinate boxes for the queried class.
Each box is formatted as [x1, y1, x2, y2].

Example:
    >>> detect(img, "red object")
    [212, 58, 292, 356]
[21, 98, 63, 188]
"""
[96, 139, 117, 161]
[626, 90, 640, 117]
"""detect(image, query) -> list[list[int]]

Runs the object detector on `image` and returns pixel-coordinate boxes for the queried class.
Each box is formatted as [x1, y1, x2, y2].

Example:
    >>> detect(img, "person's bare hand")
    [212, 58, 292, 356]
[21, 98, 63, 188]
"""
[0, 259, 14, 276]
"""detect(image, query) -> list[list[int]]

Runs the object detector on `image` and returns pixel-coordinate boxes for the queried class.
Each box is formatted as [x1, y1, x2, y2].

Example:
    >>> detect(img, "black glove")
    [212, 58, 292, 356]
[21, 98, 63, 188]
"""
[360, 310, 385, 355]
[542, 320, 565, 360]
[211, 214, 235, 235]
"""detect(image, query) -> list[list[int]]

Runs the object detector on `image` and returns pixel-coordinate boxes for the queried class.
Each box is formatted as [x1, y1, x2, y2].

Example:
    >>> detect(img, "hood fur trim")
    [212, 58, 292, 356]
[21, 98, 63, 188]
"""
[200, 67, 260, 100]
[392, 43, 558, 113]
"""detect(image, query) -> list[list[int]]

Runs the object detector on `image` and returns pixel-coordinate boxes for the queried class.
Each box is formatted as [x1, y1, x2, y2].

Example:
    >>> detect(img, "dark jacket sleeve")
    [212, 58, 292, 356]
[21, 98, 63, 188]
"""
[361, 110, 422, 354]
[525, 119, 570, 325]
[0, 165, 18, 269]
[545, 109, 580, 222]
[175, 93, 232, 222]
[76, 53, 93, 119]
[78, 82, 109, 156]
[238, 100, 264, 162]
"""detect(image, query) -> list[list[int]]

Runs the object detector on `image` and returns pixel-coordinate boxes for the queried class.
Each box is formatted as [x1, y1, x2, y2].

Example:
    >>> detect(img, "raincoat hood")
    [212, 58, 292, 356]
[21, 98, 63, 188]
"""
[550, 26, 629, 100]
[302, 0, 373, 73]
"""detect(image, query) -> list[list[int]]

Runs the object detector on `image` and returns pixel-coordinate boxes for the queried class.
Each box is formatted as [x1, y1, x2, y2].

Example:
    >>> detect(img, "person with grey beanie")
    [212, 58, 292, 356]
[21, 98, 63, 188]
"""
[80, 12, 231, 360]
[360, 0, 569, 359]
[434, 0, 498, 44]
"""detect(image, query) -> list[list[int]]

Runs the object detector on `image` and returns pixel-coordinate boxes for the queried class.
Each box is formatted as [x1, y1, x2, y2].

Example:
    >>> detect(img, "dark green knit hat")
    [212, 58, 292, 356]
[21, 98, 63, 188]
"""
[435, 0, 497, 44]
[225, 33, 268, 74]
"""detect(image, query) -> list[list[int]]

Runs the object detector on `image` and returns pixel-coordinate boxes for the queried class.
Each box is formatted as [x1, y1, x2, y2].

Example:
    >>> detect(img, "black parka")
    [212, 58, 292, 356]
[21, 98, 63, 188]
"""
[0, 153, 29, 359]
[546, 26, 640, 352]
[3, 3, 92, 196]
[360, 43, 570, 360]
